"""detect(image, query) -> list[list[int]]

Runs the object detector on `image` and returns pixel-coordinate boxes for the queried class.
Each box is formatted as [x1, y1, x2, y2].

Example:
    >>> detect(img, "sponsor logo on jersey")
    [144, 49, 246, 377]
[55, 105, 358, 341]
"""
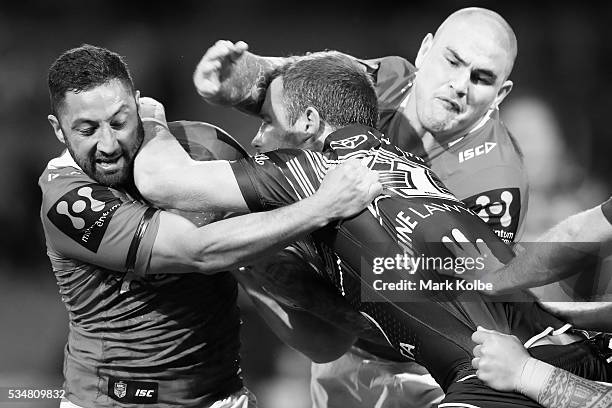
[463, 188, 520, 244]
[458, 142, 496, 163]
[108, 377, 158, 404]
[47, 184, 122, 252]
[329, 133, 369, 150]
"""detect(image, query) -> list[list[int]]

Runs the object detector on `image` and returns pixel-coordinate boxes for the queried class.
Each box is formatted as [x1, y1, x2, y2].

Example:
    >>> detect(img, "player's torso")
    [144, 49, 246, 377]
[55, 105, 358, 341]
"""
[39, 159, 242, 407]
[372, 56, 528, 243]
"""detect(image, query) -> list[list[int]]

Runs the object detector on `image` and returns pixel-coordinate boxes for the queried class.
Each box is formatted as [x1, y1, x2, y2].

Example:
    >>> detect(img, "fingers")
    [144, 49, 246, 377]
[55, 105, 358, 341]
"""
[204, 40, 248, 63]
[471, 326, 496, 344]
[472, 356, 480, 370]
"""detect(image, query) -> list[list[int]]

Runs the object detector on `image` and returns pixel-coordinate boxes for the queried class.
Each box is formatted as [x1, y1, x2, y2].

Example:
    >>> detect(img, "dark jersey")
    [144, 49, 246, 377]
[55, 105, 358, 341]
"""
[230, 124, 566, 391]
[364, 56, 528, 244]
[39, 122, 243, 407]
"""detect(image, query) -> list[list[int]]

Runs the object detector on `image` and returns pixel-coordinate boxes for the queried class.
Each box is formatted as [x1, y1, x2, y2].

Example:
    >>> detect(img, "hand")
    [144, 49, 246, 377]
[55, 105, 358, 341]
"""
[139, 96, 167, 124]
[316, 159, 382, 220]
[472, 326, 531, 392]
[193, 40, 249, 99]
[441, 229, 504, 294]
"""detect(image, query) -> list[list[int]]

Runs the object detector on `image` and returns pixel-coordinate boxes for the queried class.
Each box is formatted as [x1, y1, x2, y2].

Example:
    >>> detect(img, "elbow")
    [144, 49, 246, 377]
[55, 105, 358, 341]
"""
[135, 174, 168, 208]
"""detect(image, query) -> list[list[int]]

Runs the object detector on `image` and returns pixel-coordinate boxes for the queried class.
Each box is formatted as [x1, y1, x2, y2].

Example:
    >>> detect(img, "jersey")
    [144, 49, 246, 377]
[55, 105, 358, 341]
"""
[230, 124, 567, 391]
[39, 121, 244, 408]
[365, 56, 528, 244]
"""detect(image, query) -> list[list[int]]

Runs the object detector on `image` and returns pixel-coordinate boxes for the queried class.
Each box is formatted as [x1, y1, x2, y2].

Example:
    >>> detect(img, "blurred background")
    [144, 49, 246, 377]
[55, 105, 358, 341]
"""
[1, 0, 611, 407]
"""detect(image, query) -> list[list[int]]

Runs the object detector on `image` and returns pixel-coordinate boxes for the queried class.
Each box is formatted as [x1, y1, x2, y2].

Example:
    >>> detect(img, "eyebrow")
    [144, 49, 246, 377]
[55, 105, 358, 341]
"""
[446, 47, 498, 82]
[71, 104, 130, 130]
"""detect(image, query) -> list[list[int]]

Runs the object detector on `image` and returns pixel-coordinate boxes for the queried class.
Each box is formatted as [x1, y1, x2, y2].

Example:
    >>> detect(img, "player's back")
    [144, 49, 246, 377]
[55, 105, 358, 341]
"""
[231, 124, 567, 390]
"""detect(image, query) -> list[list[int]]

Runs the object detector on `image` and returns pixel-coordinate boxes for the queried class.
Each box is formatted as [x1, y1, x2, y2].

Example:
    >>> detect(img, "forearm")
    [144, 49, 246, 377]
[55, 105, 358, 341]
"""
[185, 197, 333, 272]
[486, 205, 612, 293]
[519, 358, 611, 408]
[538, 301, 612, 332]
[198, 51, 291, 115]
[135, 121, 194, 198]
[135, 121, 247, 212]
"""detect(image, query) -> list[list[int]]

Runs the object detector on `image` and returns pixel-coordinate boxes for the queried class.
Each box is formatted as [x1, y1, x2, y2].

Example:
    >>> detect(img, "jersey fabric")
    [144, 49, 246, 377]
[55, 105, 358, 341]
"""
[39, 121, 244, 408]
[229, 125, 584, 398]
[368, 56, 528, 244]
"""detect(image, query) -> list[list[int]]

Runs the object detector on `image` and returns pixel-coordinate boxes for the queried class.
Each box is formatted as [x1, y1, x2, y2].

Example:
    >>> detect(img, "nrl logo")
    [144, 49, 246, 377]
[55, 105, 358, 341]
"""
[114, 381, 127, 398]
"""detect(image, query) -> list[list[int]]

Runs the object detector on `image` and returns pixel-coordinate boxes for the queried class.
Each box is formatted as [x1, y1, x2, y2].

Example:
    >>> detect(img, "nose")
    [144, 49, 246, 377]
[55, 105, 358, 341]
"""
[251, 123, 265, 151]
[449, 69, 469, 97]
[97, 125, 120, 155]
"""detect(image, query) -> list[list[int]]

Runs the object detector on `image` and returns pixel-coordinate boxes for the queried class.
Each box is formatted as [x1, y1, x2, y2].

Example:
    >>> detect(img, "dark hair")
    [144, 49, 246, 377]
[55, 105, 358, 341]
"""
[275, 52, 379, 129]
[48, 44, 135, 115]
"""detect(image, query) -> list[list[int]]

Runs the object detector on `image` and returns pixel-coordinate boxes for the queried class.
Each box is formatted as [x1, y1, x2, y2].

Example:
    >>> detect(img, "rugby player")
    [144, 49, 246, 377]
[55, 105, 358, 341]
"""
[135, 53, 612, 408]
[40, 44, 380, 408]
[193, 7, 527, 407]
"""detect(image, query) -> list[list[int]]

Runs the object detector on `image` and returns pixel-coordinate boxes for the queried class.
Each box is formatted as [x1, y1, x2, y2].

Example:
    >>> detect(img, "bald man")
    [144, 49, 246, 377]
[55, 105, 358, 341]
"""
[194, 7, 528, 408]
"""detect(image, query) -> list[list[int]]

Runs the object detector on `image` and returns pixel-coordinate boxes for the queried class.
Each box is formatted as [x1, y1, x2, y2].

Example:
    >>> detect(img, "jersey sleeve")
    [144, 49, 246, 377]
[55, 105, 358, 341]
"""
[455, 165, 528, 244]
[40, 167, 161, 276]
[229, 149, 329, 212]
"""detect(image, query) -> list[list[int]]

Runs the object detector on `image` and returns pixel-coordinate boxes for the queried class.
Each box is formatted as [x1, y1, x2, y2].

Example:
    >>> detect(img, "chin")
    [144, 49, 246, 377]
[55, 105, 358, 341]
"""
[93, 168, 130, 187]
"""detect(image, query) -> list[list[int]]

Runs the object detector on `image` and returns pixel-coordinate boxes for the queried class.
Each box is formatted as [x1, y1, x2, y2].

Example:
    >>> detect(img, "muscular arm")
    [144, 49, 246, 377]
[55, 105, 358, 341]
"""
[135, 121, 248, 212]
[532, 362, 612, 408]
[485, 204, 612, 293]
[472, 327, 612, 408]
[193, 41, 291, 116]
[150, 197, 337, 274]
[192, 41, 367, 116]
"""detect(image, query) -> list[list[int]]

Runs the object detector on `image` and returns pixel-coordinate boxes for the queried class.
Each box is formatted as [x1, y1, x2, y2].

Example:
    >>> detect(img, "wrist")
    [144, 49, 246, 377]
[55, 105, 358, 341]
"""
[516, 357, 554, 400]
[300, 195, 334, 228]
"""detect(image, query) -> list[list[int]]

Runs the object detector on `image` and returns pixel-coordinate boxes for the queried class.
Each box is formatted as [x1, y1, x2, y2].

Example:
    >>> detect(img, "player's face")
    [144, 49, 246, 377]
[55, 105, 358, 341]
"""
[49, 80, 143, 186]
[413, 23, 512, 138]
[251, 77, 309, 153]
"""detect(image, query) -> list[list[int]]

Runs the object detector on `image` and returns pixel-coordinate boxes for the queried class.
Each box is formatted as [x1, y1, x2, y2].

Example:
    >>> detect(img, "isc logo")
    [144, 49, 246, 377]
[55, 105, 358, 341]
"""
[135, 389, 155, 397]
[458, 142, 496, 163]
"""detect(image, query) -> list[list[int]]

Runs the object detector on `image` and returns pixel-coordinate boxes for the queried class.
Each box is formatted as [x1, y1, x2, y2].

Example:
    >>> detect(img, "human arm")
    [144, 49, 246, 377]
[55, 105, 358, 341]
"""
[472, 327, 612, 408]
[193, 40, 291, 116]
[442, 202, 612, 294]
[135, 98, 381, 215]
[192, 40, 395, 116]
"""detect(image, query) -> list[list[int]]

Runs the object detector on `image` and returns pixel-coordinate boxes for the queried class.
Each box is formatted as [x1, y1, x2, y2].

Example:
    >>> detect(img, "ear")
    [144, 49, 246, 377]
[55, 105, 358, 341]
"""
[135, 89, 141, 112]
[47, 114, 66, 144]
[415, 33, 434, 69]
[493, 80, 513, 108]
[303, 106, 322, 137]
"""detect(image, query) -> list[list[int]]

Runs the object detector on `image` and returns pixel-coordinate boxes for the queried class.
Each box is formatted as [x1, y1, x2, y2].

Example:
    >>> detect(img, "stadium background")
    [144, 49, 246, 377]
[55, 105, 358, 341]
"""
[0, 1, 611, 406]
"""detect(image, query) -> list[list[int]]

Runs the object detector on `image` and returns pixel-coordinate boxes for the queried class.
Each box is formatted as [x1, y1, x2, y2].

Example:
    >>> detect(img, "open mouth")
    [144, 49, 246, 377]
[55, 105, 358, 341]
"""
[96, 156, 123, 172]
[437, 97, 462, 113]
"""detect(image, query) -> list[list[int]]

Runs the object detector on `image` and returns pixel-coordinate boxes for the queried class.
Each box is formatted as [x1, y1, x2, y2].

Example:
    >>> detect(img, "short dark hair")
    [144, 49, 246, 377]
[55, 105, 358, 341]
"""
[275, 52, 379, 129]
[48, 44, 135, 115]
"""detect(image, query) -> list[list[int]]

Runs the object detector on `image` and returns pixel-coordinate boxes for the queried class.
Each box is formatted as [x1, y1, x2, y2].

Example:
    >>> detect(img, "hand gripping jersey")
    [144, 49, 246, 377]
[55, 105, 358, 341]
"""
[39, 121, 246, 408]
[230, 124, 569, 392]
[365, 56, 528, 244]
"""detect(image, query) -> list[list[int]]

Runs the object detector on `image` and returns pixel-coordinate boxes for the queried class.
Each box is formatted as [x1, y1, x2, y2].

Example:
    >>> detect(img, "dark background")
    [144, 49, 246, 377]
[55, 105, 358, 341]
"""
[0, 1, 611, 407]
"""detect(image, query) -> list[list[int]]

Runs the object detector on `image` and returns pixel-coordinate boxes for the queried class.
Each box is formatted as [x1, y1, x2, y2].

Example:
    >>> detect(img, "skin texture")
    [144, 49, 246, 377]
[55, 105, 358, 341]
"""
[408, 8, 516, 143]
[47, 80, 143, 186]
[252, 77, 327, 153]
[472, 327, 612, 408]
